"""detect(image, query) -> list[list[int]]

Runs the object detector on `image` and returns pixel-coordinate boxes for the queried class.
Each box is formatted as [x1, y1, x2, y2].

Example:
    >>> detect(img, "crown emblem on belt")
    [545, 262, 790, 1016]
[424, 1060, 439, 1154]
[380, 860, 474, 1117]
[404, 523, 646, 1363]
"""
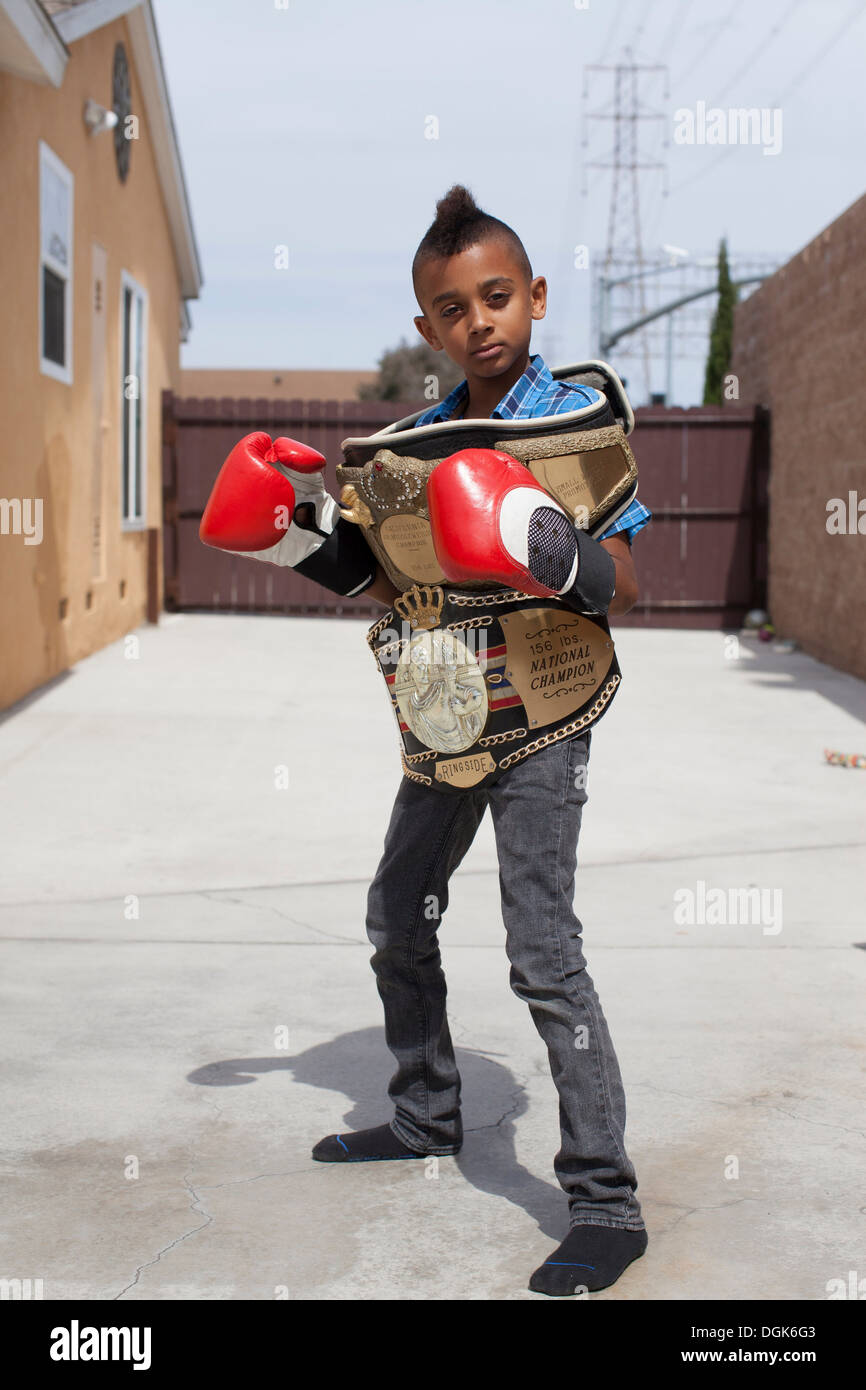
[394, 584, 444, 631]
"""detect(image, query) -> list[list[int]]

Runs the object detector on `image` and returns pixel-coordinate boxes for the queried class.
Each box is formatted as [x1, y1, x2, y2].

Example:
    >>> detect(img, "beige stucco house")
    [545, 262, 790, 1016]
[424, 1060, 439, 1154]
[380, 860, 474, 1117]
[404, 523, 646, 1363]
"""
[0, 0, 201, 710]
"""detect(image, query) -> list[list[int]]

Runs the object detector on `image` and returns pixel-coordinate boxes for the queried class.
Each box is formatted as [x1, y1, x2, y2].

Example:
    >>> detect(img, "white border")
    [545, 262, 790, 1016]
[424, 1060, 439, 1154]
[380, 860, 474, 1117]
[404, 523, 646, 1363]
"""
[38, 140, 73, 385]
[119, 268, 149, 529]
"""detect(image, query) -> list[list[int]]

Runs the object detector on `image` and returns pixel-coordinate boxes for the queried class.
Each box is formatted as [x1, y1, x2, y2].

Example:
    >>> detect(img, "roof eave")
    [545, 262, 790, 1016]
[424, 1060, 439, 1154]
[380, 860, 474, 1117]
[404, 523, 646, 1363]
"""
[49, 0, 202, 301]
[0, 0, 68, 86]
[125, 1, 203, 300]
[50, 0, 140, 46]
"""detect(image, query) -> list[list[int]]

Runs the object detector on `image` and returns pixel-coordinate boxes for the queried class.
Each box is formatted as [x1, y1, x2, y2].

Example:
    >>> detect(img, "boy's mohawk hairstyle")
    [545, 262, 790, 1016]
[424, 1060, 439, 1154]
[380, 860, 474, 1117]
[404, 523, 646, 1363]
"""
[413, 184, 532, 294]
[421, 184, 486, 257]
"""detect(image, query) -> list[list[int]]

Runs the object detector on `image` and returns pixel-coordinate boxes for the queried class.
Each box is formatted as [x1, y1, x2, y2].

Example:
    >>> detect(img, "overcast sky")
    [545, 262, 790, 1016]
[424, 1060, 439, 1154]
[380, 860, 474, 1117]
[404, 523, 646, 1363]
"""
[153, 0, 866, 405]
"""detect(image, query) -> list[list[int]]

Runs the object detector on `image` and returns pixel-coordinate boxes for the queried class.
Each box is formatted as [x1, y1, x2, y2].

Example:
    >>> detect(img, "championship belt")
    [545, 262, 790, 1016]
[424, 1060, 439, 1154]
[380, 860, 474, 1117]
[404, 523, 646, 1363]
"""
[338, 360, 637, 594]
[366, 583, 620, 793]
[341, 360, 634, 792]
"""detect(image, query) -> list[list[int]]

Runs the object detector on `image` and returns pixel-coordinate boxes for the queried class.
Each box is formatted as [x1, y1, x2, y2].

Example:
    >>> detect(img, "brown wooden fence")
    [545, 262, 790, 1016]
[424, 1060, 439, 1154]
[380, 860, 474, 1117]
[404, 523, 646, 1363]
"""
[161, 392, 769, 629]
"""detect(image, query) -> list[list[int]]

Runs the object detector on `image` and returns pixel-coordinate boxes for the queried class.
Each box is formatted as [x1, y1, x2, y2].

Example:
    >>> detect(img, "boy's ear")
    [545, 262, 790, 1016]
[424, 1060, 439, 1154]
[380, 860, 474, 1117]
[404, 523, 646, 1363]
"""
[530, 275, 548, 321]
[414, 314, 443, 351]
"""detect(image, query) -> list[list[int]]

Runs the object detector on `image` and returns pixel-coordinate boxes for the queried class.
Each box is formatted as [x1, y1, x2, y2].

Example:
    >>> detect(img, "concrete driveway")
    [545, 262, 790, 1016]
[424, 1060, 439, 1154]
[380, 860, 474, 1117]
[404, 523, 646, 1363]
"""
[1, 613, 864, 1300]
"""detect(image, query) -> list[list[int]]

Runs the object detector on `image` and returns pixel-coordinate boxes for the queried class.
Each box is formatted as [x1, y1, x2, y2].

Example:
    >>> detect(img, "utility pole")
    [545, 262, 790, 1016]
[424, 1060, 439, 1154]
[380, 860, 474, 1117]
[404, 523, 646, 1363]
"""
[582, 48, 668, 403]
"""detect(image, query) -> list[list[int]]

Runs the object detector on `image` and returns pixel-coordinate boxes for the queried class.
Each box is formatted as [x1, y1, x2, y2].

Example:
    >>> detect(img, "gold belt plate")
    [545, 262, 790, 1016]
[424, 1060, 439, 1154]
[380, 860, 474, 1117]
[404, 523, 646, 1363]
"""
[498, 607, 615, 729]
[378, 514, 446, 583]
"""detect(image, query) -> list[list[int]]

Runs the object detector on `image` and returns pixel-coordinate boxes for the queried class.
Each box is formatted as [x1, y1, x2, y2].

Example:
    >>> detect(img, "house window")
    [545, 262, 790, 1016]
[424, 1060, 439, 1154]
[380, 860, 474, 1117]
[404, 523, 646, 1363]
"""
[120, 271, 148, 527]
[39, 142, 73, 383]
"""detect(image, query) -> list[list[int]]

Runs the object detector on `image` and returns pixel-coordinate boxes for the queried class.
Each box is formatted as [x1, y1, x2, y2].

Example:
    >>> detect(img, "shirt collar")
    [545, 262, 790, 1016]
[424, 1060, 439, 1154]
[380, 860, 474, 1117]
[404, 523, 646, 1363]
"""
[423, 353, 553, 423]
[493, 354, 554, 418]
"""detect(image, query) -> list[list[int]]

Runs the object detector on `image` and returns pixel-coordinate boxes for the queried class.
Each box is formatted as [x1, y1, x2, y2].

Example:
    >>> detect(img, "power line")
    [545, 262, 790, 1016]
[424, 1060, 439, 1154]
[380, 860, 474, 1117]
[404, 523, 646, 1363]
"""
[713, 0, 805, 104]
[640, 178, 667, 249]
[595, 0, 630, 64]
[584, 54, 669, 398]
[630, 0, 656, 57]
[654, 0, 690, 67]
[559, 1, 633, 350]
[771, 0, 866, 103]
[670, 0, 746, 86]
[669, 0, 866, 195]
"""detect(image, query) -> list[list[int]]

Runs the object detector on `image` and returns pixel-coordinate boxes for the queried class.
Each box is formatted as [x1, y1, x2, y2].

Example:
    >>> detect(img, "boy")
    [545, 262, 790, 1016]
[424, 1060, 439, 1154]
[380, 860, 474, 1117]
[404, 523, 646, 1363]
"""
[200, 185, 651, 1296]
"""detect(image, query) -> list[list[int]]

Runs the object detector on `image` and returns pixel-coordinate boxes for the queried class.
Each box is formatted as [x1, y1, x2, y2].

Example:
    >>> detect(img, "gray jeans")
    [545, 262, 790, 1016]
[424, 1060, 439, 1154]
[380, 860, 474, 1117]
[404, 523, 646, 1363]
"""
[365, 732, 645, 1230]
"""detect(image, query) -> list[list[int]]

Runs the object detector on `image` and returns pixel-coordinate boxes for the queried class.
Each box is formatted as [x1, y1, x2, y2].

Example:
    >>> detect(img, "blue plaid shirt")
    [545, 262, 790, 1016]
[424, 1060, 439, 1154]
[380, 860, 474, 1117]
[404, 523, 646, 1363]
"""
[414, 353, 651, 544]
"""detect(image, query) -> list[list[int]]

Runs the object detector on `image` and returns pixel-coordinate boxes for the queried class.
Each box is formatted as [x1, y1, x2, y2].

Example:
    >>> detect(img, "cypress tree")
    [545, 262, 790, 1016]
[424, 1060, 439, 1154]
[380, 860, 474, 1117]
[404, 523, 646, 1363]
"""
[703, 238, 738, 405]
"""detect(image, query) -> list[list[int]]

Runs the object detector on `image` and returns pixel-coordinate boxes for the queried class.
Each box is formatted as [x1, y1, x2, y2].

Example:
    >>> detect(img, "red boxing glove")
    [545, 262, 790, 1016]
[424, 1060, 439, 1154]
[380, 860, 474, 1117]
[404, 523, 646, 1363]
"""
[198, 431, 377, 596]
[427, 448, 579, 597]
[199, 432, 330, 563]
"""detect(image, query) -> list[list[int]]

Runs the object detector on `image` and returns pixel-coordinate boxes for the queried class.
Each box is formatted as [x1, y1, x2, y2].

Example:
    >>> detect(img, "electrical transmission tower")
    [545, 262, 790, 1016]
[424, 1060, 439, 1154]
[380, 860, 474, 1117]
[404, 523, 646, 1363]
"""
[582, 48, 668, 403]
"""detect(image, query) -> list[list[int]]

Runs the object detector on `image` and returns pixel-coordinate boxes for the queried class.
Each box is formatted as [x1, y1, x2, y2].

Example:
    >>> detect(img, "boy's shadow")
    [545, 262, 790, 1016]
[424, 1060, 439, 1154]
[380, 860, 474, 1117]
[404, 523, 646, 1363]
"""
[188, 1028, 564, 1239]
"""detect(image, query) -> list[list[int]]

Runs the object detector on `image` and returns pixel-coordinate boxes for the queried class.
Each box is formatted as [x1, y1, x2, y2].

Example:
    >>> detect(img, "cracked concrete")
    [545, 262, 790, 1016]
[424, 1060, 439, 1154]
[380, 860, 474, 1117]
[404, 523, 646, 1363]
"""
[115, 1174, 214, 1302]
[0, 613, 865, 1300]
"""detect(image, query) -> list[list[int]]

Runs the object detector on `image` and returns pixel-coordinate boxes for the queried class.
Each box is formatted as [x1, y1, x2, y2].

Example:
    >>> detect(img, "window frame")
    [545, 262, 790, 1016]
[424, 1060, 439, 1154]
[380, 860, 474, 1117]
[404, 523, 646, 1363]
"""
[38, 141, 74, 385]
[119, 269, 149, 531]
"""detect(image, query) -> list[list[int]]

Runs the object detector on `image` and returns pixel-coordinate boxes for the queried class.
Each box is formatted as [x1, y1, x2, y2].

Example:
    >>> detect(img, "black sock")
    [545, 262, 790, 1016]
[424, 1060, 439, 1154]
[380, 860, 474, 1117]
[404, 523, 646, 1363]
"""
[311, 1122, 428, 1163]
[529, 1224, 648, 1296]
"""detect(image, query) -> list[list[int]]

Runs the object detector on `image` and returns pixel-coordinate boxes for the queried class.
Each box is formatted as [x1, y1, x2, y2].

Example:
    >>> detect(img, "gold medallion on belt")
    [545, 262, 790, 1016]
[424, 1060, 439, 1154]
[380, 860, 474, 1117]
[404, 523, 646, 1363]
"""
[369, 583, 619, 792]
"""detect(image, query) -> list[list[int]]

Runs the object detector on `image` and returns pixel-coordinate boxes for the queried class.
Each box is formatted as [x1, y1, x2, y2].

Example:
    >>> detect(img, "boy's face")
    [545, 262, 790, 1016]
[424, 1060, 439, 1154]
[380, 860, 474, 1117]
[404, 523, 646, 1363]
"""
[413, 240, 546, 382]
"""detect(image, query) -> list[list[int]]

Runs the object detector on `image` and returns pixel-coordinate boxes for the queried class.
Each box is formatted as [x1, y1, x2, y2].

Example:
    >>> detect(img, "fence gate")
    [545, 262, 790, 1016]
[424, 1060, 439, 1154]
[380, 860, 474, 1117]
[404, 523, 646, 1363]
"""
[161, 393, 769, 629]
